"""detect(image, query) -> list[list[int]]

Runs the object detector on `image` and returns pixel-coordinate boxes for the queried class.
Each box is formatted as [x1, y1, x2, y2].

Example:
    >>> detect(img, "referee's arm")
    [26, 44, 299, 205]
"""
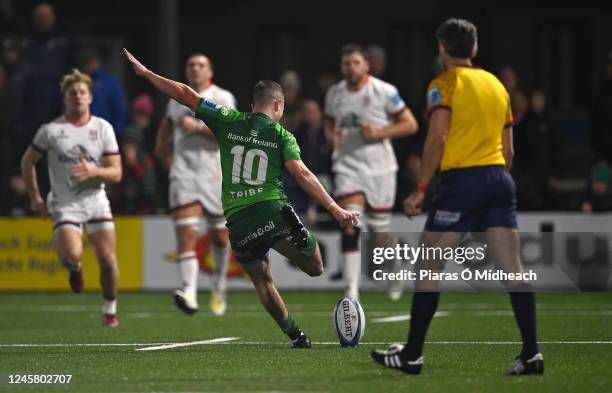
[419, 109, 451, 186]
[502, 126, 514, 171]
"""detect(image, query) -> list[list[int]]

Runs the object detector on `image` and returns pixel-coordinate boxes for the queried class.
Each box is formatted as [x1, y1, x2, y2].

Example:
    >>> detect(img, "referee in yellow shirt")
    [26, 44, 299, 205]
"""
[371, 18, 543, 375]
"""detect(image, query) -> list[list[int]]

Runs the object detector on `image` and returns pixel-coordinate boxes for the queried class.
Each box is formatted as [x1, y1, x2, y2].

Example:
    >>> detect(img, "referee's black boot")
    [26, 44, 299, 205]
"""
[508, 353, 544, 375]
[370, 344, 423, 374]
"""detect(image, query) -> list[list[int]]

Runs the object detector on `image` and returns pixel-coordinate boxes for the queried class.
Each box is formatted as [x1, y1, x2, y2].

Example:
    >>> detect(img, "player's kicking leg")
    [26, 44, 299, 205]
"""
[171, 203, 203, 315]
[88, 223, 120, 327]
[242, 256, 314, 349]
[486, 227, 544, 375]
[207, 222, 230, 316]
[53, 224, 85, 294]
[266, 210, 324, 347]
[229, 202, 322, 347]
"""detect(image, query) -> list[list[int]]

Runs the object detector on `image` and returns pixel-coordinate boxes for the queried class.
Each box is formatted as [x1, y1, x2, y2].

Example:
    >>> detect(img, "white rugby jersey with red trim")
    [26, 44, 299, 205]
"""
[324, 75, 406, 176]
[31, 114, 119, 205]
[165, 83, 236, 181]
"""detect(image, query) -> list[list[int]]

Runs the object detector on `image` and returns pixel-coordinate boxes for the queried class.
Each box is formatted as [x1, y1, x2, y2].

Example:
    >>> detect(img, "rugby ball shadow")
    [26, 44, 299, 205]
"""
[333, 296, 365, 347]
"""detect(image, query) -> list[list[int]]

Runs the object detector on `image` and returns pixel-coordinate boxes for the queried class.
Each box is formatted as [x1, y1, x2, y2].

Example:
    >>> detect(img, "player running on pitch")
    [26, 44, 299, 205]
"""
[155, 53, 236, 316]
[371, 18, 543, 375]
[125, 48, 358, 347]
[325, 44, 418, 299]
[21, 69, 122, 327]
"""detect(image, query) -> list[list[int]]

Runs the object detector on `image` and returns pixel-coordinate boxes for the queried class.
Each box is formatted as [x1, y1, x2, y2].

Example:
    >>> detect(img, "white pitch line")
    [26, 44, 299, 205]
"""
[0, 342, 171, 347]
[2, 340, 612, 348]
[427, 341, 612, 345]
[135, 337, 240, 351]
[218, 341, 612, 345]
[371, 311, 450, 323]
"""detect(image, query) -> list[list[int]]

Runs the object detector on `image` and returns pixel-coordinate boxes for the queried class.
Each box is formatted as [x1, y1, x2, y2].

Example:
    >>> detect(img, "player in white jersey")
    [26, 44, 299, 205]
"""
[324, 44, 418, 299]
[21, 69, 122, 327]
[155, 53, 236, 316]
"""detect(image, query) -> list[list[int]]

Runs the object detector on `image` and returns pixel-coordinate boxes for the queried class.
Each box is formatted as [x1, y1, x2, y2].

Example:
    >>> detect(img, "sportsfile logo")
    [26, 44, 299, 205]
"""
[236, 221, 276, 247]
[342, 300, 353, 338]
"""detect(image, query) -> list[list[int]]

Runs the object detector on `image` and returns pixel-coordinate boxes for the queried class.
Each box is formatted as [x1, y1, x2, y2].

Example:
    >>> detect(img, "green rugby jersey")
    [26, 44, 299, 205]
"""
[194, 98, 301, 219]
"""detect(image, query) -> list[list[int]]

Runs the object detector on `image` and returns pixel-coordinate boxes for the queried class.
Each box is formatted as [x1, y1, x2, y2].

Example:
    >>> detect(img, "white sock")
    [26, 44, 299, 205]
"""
[178, 254, 199, 298]
[343, 251, 361, 299]
[212, 245, 230, 294]
[102, 299, 117, 315]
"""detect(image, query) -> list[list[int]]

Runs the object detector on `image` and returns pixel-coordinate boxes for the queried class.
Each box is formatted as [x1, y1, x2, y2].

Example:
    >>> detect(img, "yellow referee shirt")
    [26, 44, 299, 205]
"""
[426, 66, 513, 172]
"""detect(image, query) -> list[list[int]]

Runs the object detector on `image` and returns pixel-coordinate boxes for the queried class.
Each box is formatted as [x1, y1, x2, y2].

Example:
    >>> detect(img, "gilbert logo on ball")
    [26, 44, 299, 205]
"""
[333, 296, 366, 348]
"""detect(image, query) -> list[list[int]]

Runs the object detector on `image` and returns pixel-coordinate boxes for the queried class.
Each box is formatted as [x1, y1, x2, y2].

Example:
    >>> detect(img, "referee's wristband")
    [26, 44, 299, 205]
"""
[416, 183, 429, 193]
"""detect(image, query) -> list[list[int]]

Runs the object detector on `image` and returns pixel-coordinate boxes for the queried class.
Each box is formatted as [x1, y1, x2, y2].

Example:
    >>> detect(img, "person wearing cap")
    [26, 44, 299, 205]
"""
[124, 93, 155, 150]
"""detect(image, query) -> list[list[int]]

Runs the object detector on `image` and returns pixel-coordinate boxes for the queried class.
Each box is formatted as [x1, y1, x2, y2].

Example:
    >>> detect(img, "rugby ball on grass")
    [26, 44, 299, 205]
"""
[333, 296, 365, 347]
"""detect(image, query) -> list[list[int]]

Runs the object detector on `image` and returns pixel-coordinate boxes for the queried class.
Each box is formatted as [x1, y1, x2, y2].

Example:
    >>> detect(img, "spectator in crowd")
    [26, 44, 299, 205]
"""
[0, 62, 6, 127]
[124, 93, 155, 151]
[22, 2, 77, 139]
[2, 34, 30, 166]
[279, 69, 303, 131]
[4, 173, 32, 216]
[499, 65, 529, 124]
[0, 0, 17, 37]
[590, 50, 612, 165]
[314, 69, 338, 106]
[580, 163, 612, 212]
[512, 90, 556, 209]
[0, 62, 10, 191]
[121, 92, 163, 211]
[78, 47, 129, 135]
[110, 128, 157, 214]
[283, 99, 332, 224]
[367, 44, 387, 78]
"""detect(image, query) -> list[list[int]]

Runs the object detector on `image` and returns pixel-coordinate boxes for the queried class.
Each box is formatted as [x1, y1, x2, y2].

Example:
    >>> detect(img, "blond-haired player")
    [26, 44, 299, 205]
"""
[21, 69, 122, 327]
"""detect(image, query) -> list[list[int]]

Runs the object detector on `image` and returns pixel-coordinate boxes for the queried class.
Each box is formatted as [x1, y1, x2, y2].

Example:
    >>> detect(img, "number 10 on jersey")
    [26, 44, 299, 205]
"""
[230, 145, 269, 186]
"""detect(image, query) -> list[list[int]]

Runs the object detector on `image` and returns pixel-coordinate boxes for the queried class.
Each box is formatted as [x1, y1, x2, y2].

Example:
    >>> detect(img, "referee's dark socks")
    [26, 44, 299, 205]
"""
[281, 314, 301, 340]
[402, 291, 440, 361]
[508, 282, 539, 358]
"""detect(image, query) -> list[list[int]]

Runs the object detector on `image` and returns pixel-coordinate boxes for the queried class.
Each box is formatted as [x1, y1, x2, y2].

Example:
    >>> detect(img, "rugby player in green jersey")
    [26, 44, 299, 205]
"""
[124, 49, 359, 347]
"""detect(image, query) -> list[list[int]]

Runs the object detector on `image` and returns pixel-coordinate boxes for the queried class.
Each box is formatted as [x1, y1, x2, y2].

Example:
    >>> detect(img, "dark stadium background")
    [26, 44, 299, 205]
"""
[1, 3, 611, 392]
[1, 0, 612, 214]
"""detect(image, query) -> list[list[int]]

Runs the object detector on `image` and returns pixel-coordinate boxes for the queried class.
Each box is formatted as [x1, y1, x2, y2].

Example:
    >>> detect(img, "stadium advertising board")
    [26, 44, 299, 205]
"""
[0, 217, 142, 290]
[141, 213, 612, 291]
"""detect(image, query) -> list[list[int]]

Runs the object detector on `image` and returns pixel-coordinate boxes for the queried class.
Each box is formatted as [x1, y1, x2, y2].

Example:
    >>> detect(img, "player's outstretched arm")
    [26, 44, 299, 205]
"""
[284, 159, 358, 226]
[123, 48, 201, 112]
[20, 146, 46, 216]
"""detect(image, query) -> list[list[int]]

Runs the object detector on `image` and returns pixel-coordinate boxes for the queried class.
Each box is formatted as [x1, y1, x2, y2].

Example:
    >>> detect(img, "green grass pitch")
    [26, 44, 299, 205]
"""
[1, 291, 611, 392]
